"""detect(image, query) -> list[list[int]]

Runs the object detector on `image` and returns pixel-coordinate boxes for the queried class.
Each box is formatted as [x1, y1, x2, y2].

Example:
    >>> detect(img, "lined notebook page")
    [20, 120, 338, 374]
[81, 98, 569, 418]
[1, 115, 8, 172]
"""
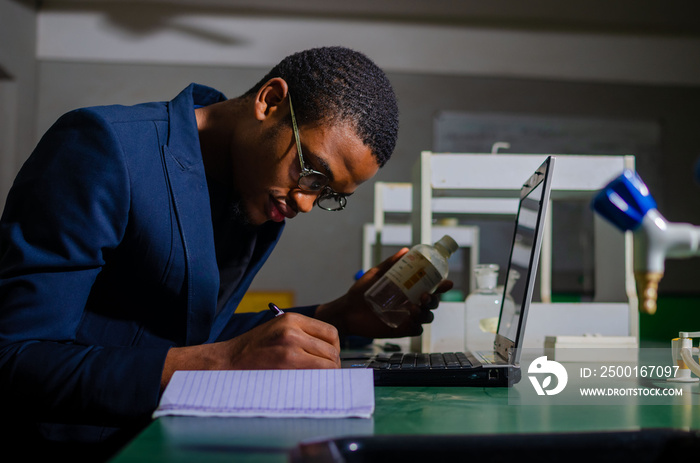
[153, 369, 375, 419]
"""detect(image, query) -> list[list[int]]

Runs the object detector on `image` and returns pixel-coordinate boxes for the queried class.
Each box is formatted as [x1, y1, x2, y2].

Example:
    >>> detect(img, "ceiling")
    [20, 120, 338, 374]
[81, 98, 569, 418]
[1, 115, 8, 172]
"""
[39, 0, 700, 36]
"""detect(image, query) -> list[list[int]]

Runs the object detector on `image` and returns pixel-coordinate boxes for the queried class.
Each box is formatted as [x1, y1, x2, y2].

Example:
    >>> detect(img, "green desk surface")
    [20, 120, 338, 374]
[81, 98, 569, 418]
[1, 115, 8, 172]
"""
[111, 367, 700, 463]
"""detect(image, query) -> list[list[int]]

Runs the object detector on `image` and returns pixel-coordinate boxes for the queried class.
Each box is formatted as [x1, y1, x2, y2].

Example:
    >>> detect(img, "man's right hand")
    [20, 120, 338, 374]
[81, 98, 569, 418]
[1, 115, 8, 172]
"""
[161, 313, 340, 390]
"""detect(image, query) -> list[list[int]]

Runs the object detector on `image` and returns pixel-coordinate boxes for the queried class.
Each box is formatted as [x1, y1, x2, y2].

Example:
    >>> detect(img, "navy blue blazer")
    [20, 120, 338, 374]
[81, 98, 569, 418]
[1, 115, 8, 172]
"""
[0, 84, 303, 441]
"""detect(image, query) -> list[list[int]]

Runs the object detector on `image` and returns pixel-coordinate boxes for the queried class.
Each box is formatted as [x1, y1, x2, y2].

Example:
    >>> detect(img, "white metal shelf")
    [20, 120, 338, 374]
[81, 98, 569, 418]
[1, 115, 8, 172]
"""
[410, 152, 637, 352]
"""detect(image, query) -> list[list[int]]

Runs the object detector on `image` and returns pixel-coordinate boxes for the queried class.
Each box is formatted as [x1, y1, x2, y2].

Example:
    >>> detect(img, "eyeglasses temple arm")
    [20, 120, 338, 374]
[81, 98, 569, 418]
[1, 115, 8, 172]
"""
[288, 93, 306, 171]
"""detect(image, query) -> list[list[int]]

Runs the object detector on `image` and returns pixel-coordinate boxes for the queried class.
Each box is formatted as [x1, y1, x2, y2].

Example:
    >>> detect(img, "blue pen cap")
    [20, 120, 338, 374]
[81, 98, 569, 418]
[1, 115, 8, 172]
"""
[591, 169, 657, 232]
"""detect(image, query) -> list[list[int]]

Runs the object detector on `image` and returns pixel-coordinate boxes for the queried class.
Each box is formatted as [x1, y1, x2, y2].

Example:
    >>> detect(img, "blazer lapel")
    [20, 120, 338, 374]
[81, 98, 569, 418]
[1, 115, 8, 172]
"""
[160, 85, 223, 345]
[162, 146, 218, 345]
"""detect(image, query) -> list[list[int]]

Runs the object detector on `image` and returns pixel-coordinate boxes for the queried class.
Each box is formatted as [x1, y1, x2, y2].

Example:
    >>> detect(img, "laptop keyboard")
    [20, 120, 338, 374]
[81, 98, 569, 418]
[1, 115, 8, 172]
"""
[369, 352, 473, 370]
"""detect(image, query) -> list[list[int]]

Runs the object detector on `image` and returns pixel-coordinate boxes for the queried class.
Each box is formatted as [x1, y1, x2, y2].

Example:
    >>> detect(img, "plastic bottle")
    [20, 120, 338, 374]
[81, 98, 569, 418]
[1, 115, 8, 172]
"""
[464, 264, 502, 351]
[365, 235, 459, 328]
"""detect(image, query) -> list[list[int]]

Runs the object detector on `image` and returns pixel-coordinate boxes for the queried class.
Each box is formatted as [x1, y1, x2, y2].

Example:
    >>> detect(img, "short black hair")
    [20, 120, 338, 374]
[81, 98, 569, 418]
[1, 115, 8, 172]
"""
[244, 46, 399, 167]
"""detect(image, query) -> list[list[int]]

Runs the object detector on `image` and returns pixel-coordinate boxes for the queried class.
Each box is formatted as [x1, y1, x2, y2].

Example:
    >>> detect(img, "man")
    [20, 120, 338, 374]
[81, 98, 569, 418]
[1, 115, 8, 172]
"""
[0, 46, 451, 458]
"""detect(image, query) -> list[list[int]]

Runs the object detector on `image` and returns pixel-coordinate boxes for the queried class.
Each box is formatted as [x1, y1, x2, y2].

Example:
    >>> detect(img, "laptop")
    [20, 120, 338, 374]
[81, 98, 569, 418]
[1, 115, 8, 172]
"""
[342, 156, 556, 387]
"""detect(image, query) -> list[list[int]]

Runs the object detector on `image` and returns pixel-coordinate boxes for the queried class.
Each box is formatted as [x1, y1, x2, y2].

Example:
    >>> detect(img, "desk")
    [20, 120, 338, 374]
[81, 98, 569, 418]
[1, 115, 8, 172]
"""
[111, 351, 700, 462]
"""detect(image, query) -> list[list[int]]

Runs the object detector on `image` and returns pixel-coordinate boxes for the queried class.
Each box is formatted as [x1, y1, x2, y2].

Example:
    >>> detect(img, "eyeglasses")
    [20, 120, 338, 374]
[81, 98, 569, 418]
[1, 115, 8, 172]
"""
[289, 94, 347, 211]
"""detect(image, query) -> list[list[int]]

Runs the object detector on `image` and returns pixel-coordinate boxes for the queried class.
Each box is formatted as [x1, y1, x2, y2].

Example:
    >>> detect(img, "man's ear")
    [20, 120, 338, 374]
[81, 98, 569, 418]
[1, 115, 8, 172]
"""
[254, 78, 289, 122]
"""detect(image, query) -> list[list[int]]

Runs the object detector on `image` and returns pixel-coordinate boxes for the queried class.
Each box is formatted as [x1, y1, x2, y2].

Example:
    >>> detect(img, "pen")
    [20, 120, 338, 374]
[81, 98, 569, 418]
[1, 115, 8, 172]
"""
[268, 302, 285, 317]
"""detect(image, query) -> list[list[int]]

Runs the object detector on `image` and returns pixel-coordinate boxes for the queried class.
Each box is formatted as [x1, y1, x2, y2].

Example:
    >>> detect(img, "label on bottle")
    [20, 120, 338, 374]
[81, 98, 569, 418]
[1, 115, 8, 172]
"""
[384, 250, 442, 303]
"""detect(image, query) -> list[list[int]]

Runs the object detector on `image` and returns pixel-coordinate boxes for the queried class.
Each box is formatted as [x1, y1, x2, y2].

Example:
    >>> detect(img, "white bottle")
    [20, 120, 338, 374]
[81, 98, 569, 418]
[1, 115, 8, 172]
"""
[464, 264, 502, 352]
[365, 235, 459, 328]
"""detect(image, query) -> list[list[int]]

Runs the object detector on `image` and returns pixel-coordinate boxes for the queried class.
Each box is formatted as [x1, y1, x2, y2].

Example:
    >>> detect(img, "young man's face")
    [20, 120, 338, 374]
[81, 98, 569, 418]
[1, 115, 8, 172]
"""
[232, 117, 379, 226]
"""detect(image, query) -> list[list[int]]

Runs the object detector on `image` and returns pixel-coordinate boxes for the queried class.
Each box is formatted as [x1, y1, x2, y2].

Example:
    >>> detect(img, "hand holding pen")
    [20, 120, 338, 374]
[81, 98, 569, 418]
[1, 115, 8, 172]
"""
[162, 302, 340, 386]
[263, 302, 340, 368]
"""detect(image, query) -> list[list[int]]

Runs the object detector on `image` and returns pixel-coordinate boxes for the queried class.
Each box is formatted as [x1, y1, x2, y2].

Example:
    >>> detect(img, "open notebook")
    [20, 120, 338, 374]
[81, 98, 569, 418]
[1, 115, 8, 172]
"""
[154, 369, 375, 419]
[342, 156, 555, 387]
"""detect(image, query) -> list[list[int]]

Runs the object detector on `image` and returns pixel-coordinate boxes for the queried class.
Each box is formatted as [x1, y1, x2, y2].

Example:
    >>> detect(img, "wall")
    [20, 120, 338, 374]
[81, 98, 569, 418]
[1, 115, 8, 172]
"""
[6, 2, 700, 305]
[0, 0, 37, 208]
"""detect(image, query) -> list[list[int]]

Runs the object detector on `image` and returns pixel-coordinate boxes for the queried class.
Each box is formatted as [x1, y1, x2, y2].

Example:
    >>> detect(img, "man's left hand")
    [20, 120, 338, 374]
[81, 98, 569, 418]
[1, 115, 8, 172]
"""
[314, 248, 454, 339]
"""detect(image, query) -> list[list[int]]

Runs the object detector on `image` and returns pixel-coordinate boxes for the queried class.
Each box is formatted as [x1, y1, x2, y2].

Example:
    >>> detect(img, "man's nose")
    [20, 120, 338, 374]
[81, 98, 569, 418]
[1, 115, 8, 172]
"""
[293, 191, 317, 213]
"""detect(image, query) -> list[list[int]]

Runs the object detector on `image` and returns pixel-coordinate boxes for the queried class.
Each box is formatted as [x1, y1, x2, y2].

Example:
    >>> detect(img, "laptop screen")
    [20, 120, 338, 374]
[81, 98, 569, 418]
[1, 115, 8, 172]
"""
[494, 156, 555, 364]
